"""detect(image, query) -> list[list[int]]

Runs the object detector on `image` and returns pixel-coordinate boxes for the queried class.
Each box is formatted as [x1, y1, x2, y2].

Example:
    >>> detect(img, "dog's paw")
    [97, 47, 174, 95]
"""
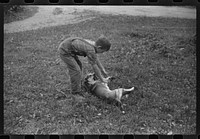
[125, 94, 129, 98]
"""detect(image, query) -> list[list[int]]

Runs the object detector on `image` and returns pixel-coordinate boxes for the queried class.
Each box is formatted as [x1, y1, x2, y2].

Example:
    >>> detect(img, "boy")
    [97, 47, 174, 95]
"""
[58, 36, 111, 101]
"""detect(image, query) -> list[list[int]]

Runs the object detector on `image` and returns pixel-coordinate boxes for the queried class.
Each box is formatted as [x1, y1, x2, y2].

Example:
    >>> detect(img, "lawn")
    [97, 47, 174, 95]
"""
[4, 12, 196, 134]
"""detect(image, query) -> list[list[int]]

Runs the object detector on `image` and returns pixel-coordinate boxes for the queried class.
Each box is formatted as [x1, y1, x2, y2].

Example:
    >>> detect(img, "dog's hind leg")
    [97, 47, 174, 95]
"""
[116, 101, 127, 113]
[116, 101, 124, 110]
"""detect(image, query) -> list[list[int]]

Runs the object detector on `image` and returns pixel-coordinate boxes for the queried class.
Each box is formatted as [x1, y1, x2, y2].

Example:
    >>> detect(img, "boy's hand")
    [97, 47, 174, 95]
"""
[102, 77, 109, 83]
[102, 71, 108, 77]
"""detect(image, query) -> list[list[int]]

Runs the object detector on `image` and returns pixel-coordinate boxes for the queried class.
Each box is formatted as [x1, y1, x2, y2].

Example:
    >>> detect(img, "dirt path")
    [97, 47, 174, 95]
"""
[4, 6, 196, 34]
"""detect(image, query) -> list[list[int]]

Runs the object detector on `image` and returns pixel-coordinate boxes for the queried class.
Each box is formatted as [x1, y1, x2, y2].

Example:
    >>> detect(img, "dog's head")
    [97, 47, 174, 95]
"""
[83, 73, 98, 93]
[84, 73, 115, 84]
[84, 73, 98, 84]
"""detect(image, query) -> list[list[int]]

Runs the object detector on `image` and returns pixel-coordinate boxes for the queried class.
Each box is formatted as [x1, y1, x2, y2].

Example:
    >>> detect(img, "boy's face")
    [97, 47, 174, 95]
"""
[96, 47, 107, 54]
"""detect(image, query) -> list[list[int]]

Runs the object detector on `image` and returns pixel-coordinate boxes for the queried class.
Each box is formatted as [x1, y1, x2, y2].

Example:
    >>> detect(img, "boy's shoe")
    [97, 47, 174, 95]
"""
[71, 91, 86, 102]
[73, 95, 85, 103]
[71, 91, 85, 97]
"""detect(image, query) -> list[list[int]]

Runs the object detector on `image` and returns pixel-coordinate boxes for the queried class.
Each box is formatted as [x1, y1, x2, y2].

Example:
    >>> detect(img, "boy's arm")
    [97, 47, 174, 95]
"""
[87, 52, 107, 82]
[96, 58, 108, 77]
[92, 64, 106, 82]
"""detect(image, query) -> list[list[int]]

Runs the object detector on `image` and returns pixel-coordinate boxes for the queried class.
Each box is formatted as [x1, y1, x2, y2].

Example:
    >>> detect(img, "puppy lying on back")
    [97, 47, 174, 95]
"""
[83, 73, 135, 110]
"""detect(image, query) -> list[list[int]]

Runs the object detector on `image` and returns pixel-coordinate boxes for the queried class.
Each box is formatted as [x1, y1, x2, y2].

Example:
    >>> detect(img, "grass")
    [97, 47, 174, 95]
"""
[4, 12, 196, 134]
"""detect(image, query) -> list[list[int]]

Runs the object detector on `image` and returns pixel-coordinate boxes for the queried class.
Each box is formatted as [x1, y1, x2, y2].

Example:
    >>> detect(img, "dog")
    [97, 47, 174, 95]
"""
[83, 73, 135, 110]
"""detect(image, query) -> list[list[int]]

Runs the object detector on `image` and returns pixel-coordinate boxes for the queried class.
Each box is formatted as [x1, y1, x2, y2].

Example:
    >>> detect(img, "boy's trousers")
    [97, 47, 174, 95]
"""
[59, 53, 82, 93]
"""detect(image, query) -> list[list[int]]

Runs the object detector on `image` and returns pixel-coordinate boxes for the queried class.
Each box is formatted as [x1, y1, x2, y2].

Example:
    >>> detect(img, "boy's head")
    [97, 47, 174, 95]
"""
[95, 36, 111, 53]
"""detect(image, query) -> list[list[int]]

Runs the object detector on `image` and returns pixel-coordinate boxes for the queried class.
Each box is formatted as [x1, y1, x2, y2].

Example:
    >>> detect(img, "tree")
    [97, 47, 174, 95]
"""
[4, 5, 22, 14]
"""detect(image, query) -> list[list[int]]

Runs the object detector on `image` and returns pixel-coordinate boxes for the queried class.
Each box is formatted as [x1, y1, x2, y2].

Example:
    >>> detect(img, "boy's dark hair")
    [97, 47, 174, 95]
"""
[95, 36, 111, 51]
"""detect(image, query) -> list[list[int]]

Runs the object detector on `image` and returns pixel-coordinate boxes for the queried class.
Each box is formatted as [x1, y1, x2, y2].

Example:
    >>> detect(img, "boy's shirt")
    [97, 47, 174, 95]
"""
[59, 38, 98, 65]
[72, 39, 98, 65]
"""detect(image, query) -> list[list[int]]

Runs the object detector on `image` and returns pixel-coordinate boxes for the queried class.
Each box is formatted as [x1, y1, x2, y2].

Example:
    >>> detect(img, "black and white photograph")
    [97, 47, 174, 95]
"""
[4, 6, 196, 134]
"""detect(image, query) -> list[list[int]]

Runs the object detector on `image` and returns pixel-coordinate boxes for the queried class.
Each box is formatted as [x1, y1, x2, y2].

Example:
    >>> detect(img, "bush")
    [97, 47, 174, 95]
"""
[4, 5, 22, 14]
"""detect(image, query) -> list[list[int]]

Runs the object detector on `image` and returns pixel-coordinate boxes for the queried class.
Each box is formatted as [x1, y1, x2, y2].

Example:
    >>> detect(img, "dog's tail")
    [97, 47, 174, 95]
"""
[122, 87, 135, 96]
[114, 87, 135, 103]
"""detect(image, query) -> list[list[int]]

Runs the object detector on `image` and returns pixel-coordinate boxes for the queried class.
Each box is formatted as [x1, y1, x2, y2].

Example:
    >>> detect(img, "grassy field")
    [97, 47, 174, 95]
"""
[4, 12, 196, 134]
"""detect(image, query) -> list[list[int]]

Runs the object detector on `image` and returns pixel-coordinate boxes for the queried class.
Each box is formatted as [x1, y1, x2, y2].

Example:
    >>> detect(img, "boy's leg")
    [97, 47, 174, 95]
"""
[60, 54, 82, 94]
[73, 56, 86, 91]
[73, 55, 82, 71]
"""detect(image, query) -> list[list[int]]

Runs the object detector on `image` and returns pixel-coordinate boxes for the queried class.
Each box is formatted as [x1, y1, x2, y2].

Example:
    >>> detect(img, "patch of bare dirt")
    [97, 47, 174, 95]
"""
[4, 6, 196, 34]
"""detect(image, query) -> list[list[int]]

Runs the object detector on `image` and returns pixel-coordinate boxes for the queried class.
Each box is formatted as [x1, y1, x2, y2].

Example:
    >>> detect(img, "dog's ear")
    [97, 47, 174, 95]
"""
[109, 76, 116, 81]
[84, 73, 92, 83]
[84, 74, 92, 92]
[84, 74, 89, 81]
[93, 73, 98, 80]
[86, 73, 93, 79]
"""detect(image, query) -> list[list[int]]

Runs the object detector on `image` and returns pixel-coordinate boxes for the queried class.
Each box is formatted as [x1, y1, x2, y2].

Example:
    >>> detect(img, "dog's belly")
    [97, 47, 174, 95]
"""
[93, 86, 115, 99]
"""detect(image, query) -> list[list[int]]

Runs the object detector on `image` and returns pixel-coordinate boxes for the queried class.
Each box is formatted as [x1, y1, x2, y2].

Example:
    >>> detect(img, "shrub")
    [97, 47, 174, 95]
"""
[4, 5, 22, 14]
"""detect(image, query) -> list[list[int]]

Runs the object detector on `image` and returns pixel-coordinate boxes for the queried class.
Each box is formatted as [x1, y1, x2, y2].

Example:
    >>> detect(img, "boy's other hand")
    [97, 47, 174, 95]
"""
[102, 71, 108, 77]
[102, 78, 109, 83]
